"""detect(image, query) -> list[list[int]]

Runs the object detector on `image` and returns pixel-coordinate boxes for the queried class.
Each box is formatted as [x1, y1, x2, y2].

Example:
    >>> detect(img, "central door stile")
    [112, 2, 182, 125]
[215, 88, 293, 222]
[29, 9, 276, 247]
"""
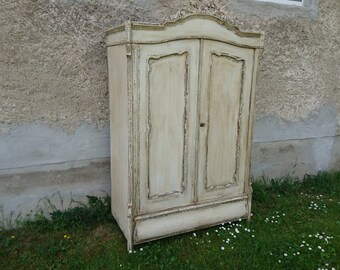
[194, 38, 204, 204]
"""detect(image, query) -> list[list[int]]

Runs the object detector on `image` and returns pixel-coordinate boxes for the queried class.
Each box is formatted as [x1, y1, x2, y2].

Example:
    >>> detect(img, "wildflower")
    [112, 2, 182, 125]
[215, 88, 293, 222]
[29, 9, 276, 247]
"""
[296, 252, 300, 255]
[221, 247, 225, 251]
[193, 233, 196, 237]
[129, 250, 132, 254]
[140, 248, 143, 251]
[206, 232, 209, 235]
[284, 253, 288, 257]
[11, 235, 15, 239]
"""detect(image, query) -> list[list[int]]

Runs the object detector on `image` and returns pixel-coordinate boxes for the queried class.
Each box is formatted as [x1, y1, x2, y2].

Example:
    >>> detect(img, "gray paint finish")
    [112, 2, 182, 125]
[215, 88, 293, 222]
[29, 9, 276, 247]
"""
[252, 136, 340, 179]
[252, 105, 339, 177]
[0, 159, 110, 227]
[1, 107, 339, 223]
[253, 105, 338, 142]
[0, 124, 110, 171]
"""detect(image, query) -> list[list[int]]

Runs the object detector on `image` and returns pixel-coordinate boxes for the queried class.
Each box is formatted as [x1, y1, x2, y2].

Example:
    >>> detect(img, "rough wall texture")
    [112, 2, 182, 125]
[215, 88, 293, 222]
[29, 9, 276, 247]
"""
[0, 0, 183, 133]
[0, 0, 339, 133]
[0, 0, 339, 221]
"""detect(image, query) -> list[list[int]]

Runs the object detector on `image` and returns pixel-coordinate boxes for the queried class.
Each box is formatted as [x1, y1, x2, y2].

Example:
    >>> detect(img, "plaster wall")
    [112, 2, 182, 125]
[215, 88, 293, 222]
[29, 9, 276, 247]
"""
[0, 0, 339, 221]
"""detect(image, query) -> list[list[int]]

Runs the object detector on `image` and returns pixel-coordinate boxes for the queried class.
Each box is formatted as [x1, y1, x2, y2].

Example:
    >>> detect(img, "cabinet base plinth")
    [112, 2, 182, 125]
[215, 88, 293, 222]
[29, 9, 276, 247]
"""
[133, 198, 248, 245]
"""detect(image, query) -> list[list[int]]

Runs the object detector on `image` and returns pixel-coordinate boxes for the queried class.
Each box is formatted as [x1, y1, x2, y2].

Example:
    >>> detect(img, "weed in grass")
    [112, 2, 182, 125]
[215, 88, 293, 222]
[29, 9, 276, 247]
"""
[264, 211, 286, 224]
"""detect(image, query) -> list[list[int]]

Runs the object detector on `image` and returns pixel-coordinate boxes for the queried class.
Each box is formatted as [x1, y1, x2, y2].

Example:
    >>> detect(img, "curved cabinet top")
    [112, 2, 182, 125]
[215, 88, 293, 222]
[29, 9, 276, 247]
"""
[106, 14, 264, 49]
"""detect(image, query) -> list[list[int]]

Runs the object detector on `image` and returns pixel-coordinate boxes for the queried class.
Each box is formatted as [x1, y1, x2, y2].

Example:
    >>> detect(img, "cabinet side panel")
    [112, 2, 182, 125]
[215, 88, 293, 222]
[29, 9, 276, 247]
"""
[107, 46, 129, 238]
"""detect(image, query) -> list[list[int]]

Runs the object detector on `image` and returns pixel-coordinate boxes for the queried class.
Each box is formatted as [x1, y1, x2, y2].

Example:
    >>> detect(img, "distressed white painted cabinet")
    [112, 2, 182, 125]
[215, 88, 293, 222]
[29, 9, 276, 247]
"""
[106, 14, 263, 249]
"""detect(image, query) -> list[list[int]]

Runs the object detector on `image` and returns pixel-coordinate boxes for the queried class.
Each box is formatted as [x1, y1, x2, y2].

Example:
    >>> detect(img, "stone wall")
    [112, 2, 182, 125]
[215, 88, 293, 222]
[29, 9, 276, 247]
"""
[0, 0, 339, 222]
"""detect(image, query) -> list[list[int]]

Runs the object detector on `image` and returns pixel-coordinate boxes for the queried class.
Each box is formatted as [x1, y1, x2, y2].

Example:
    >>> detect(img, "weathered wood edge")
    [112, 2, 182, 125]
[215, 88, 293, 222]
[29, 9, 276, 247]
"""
[135, 193, 248, 221]
[106, 14, 264, 48]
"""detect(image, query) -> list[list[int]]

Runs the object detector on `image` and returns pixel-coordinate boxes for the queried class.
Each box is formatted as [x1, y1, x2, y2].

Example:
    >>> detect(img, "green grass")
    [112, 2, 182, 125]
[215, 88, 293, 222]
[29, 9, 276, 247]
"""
[1, 171, 339, 269]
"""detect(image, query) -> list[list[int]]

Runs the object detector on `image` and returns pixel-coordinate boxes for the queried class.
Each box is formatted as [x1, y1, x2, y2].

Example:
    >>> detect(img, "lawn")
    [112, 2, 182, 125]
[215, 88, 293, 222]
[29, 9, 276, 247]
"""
[1, 171, 339, 269]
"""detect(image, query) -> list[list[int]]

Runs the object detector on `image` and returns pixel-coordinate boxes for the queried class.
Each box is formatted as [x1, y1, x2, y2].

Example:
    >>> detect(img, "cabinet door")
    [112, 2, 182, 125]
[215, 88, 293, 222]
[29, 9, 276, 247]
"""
[197, 40, 254, 201]
[138, 40, 199, 213]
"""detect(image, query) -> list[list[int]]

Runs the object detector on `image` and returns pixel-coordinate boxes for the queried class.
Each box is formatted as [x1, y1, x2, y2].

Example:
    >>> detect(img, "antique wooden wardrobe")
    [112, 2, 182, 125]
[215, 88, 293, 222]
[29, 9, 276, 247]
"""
[106, 14, 263, 249]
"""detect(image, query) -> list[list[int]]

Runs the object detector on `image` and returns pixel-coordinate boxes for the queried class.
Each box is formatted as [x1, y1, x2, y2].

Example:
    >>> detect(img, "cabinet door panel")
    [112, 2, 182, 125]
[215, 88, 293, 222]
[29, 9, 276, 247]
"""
[206, 54, 242, 188]
[138, 40, 199, 213]
[198, 40, 254, 201]
[148, 54, 186, 198]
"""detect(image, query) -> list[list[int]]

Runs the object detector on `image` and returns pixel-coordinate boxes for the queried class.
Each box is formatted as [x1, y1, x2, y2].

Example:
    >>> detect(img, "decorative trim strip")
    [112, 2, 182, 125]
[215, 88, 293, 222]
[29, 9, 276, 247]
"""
[135, 193, 248, 221]
[106, 14, 263, 40]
